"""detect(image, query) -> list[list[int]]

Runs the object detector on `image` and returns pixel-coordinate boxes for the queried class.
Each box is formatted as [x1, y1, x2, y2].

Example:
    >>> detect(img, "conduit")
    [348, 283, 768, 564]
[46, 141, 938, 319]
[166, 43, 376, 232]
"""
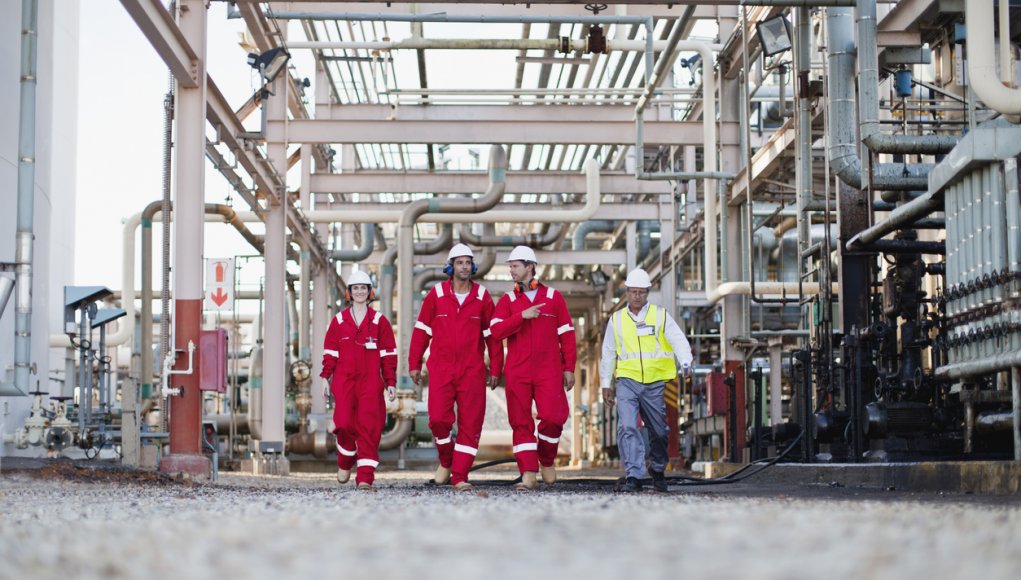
[966, 0, 1021, 115]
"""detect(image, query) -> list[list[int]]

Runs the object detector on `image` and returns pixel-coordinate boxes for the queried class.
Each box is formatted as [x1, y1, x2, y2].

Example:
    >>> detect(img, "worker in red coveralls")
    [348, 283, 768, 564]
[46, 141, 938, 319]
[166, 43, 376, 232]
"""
[409, 243, 504, 492]
[320, 270, 397, 491]
[489, 246, 576, 490]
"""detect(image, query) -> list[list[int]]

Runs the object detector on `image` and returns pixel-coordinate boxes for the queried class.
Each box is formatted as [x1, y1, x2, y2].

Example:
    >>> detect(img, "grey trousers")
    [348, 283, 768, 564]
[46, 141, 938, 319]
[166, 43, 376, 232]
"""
[615, 377, 668, 478]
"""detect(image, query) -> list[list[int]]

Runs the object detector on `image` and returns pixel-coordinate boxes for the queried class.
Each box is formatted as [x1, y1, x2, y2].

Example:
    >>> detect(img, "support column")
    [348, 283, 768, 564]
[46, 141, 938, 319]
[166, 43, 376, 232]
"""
[161, 0, 208, 477]
[262, 58, 289, 471]
[719, 24, 749, 462]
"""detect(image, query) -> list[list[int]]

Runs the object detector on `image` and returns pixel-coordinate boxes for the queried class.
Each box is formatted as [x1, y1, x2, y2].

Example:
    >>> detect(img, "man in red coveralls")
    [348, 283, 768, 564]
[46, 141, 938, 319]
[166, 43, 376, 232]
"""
[320, 271, 397, 490]
[409, 243, 503, 492]
[489, 246, 576, 490]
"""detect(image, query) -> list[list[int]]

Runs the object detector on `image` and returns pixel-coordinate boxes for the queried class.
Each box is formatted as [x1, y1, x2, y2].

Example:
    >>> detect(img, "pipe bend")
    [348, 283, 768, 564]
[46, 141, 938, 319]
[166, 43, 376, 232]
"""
[379, 417, 414, 450]
[967, 0, 1021, 115]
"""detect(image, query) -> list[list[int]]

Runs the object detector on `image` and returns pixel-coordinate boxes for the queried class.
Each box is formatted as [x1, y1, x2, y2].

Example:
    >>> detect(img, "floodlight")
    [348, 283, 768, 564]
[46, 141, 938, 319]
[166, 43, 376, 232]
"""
[588, 268, 608, 290]
[247, 47, 291, 82]
[756, 15, 792, 57]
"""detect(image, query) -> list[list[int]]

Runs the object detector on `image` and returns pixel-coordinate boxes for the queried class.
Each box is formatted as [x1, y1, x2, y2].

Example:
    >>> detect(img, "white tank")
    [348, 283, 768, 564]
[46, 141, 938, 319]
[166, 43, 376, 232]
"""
[0, 2, 80, 455]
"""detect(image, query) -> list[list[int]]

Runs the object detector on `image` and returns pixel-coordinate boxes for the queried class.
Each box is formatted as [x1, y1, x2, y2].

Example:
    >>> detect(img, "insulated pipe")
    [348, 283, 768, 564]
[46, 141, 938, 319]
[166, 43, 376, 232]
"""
[967, 0, 1021, 115]
[329, 223, 375, 261]
[271, 11, 653, 26]
[379, 417, 414, 450]
[856, 0, 957, 154]
[13, 0, 38, 395]
[826, 8, 934, 190]
[396, 145, 507, 393]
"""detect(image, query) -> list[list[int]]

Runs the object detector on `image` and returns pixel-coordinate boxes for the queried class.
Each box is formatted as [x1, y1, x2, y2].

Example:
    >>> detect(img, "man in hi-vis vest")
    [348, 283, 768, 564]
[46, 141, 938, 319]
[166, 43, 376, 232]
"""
[600, 268, 693, 493]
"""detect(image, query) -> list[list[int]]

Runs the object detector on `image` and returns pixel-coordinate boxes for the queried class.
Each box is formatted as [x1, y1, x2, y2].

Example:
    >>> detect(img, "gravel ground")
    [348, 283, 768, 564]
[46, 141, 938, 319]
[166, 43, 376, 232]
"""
[1, 464, 1019, 580]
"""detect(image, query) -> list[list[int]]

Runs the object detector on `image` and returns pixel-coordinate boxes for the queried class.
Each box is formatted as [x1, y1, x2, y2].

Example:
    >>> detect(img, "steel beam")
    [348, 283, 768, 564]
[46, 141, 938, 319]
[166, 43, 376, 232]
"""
[276, 116, 738, 146]
[310, 171, 667, 195]
[266, 3, 727, 19]
[316, 202, 662, 220]
[119, 0, 198, 88]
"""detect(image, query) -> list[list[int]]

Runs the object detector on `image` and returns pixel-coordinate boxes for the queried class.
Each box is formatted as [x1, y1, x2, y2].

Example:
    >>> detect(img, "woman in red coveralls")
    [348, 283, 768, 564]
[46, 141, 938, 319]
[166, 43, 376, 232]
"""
[320, 271, 397, 490]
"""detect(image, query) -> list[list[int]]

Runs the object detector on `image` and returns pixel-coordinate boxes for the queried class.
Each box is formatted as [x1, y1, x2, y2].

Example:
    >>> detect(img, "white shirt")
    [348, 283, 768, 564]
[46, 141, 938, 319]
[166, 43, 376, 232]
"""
[454, 291, 468, 305]
[599, 302, 693, 388]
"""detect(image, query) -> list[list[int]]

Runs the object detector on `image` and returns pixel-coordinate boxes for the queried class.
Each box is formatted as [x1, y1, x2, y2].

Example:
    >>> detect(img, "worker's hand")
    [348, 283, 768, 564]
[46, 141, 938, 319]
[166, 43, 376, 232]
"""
[681, 363, 692, 378]
[521, 303, 545, 320]
[386, 386, 397, 403]
[563, 371, 575, 391]
[602, 387, 615, 407]
[410, 370, 422, 385]
[321, 378, 331, 400]
[487, 375, 500, 390]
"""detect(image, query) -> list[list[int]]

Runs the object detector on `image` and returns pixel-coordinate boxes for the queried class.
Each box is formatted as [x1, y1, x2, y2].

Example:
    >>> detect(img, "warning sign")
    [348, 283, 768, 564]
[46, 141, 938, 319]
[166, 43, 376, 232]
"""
[204, 258, 235, 311]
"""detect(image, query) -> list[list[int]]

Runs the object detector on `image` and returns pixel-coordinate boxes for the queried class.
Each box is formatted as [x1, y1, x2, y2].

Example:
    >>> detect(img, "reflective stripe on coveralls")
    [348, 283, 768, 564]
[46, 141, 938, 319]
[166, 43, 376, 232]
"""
[491, 282, 576, 474]
[408, 280, 503, 485]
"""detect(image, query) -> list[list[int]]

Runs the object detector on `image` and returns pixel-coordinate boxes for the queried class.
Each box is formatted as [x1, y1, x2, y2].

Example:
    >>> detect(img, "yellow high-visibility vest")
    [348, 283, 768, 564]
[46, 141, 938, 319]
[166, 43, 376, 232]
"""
[612, 304, 677, 383]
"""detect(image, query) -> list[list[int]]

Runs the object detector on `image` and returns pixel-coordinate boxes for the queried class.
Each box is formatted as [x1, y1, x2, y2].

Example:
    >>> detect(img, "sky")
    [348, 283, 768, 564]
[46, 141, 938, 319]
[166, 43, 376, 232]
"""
[75, 2, 272, 302]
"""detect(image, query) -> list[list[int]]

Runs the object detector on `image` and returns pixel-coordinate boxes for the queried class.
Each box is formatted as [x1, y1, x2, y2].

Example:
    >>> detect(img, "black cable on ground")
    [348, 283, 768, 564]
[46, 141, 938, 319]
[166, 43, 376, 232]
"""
[452, 429, 806, 491]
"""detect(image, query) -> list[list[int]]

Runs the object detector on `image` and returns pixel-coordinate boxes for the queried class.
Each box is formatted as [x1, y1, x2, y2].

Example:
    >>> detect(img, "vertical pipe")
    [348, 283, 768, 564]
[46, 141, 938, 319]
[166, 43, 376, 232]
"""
[796, 7, 812, 263]
[14, 0, 39, 395]
[1000, 0, 1013, 85]
[163, 0, 207, 476]
[1004, 159, 1020, 354]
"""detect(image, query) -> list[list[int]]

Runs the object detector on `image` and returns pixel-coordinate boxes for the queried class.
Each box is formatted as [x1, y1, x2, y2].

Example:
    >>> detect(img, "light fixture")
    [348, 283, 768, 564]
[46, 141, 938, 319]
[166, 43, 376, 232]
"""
[247, 47, 291, 82]
[756, 15, 792, 57]
[588, 268, 608, 290]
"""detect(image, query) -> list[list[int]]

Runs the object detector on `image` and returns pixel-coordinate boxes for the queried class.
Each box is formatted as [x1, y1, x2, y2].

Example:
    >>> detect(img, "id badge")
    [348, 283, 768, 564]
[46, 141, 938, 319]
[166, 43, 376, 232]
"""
[636, 326, 655, 337]
[364, 340, 378, 350]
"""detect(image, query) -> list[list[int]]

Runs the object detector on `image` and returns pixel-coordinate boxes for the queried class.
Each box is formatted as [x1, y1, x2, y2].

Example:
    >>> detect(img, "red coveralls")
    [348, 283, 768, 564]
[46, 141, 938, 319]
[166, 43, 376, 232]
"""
[490, 283, 576, 474]
[409, 280, 504, 485]
[320, 306, 397, 485]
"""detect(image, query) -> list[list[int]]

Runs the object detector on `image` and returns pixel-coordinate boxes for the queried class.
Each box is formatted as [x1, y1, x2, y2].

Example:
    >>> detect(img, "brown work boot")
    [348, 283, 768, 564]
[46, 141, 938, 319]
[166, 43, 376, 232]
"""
[453, 481, 474, 492]
[434, 465, 451, 485]
[540, 465, 557, 485]
[515, 471, 538, 491]
[336, 468, 351, 484]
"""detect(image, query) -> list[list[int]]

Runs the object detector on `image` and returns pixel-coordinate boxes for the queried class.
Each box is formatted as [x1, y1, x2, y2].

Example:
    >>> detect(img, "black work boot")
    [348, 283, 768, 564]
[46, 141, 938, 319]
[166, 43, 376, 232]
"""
[620, 476, 642, 493]
[650, 470, 668, 493]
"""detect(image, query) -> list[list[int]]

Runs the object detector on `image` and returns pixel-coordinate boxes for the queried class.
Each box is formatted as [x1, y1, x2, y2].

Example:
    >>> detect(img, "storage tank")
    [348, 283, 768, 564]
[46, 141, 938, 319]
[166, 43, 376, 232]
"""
[0, 1, 80, 456]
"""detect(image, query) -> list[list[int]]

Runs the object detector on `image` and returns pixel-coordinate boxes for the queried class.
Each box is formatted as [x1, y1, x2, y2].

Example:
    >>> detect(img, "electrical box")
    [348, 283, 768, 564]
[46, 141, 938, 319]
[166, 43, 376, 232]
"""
[706, 371, 729, 416]
[199, 328, 228, 392]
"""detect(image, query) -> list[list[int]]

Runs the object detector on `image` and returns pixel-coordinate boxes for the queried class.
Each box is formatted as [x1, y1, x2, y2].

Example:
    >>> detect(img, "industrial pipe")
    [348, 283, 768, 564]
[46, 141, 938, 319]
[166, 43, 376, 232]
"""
[380, 224, 453, 320]
[966, 0, 1021, 115]
[845, 191, 942, 251]
[11, 0, 39, 396]
[826, 7, 934, 190]
[330, 223, 375, 261]
[856, 0, 957, 154]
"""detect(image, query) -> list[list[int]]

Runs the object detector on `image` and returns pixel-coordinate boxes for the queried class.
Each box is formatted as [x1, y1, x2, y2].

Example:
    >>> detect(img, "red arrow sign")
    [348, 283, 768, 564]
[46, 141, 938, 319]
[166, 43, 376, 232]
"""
[215, 262, 225, 283]
[210, 287, 229, 306]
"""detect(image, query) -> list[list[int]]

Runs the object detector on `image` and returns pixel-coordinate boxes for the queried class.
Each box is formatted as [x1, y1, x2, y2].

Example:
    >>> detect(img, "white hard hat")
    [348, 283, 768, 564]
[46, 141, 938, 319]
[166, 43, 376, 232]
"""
[347, 270, 373, 287]
[624, 268, 652, 289]
[448, 243, 474, 261]
[506, 245, 537, 263]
